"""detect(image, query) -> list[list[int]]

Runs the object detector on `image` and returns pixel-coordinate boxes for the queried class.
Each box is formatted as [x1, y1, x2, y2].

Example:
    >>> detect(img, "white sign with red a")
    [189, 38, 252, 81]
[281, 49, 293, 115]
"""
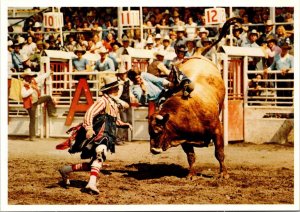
[205, 8, 226, 25]
[121, 11, 140, 26]
[43, 12, 64, 29]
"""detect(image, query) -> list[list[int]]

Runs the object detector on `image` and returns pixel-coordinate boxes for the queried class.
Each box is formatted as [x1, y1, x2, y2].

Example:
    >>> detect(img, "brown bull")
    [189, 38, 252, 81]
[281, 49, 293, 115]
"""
[148, 17, 242, 179]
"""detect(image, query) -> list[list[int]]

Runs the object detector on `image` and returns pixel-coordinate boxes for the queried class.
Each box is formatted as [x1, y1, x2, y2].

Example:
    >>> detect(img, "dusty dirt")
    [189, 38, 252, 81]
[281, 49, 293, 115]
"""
[7, 136, 294, 206]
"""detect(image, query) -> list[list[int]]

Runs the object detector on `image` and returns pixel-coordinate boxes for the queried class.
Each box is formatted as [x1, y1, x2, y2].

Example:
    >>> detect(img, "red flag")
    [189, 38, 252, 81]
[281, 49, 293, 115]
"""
[56, 138, 71, 150]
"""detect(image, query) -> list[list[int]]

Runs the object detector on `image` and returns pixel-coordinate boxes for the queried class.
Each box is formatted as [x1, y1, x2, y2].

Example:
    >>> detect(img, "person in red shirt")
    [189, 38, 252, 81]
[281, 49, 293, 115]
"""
[21, 68, 57, 141]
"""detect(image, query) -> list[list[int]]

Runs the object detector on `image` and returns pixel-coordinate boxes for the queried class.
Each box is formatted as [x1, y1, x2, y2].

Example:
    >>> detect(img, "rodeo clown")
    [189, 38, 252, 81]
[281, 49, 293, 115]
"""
[57, 76, 132, 195]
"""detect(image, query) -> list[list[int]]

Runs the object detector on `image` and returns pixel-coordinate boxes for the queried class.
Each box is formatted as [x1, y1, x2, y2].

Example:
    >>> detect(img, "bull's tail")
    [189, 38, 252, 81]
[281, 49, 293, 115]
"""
[201, 17, 243, 56]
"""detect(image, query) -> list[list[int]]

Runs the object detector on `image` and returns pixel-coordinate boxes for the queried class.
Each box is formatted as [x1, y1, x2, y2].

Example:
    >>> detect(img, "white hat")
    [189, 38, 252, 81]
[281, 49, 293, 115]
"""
[199, 27, 209, 34]
[146, 37, 154, 44]
[265, 20, 274, 26]
[21, 68, 37, 78]
[15, 36, 25, 46]
[8, 40, 13, 46]
[100, 76, 120, 92]
[163, 35, 171, 41]
[155, 34, 162, 39]
[249, 29, 259, 37]
[99, 46, 108, 54]
[33, 22, 42, 28]
[154, 49, 166, 57]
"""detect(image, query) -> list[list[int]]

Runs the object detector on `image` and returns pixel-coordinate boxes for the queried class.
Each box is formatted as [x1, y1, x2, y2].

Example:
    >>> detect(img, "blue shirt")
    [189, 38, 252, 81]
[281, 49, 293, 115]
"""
[94, 57, 115, 72]
[270, 54, 294, 70]
[241, 40, 259, 48]
[11, 52, 23, 71]
[72, 58, 88, 71]
[131, 72, 167, 104]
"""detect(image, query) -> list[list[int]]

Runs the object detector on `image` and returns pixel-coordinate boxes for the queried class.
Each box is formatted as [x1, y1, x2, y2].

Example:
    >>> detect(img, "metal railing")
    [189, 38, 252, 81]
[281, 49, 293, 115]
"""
[8, 70, 116, 108]
[246, 70, 294, 107]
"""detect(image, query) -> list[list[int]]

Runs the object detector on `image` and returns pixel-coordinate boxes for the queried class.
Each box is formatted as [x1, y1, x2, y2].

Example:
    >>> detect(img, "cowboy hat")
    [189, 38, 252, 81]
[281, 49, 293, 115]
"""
[21, 68, 37, 78]
[249, 29, 259, 37]
[199, 27, 209, 34]
[266, 35, 277, 44]
[100, 76, 120, 92]
[153, 49, 166, 57]
[36, 40, 44, 46]
[33, 22, 42, 28]
[13, 36, 25, 47]
[169, 31, 176, 36]
[146, 37, 154, 45]
[74, 46, 86, 55]
[163, 35, 171, 41]
[8, 40, 13, 46]
[173, 10, 180, 17]
[122, 35, 130, 42]
[265, 20, 274, 26]
[233, 24, 243, 33]
[87, 11, 94, 16]
[116, 65, 128, 75]
[154, 34, 162, 40]
[99, 46, 109, 54]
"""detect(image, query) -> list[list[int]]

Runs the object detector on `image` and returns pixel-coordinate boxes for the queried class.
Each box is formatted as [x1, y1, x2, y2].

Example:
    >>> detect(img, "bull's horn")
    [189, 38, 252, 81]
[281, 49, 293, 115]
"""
[155, 115, 164, 120]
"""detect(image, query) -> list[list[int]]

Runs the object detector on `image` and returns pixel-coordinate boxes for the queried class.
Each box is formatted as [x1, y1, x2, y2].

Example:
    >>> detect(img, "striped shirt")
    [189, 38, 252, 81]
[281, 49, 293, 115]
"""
[83, 94, 126, 130]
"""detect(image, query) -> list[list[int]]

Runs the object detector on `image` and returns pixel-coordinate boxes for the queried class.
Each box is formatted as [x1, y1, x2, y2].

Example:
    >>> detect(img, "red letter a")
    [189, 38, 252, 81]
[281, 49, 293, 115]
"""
[65, 78, 94, 126]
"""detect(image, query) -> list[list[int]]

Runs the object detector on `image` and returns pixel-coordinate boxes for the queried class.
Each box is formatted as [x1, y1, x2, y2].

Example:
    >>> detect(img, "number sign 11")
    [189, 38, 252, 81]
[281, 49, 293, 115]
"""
[205, 8, 226, 25]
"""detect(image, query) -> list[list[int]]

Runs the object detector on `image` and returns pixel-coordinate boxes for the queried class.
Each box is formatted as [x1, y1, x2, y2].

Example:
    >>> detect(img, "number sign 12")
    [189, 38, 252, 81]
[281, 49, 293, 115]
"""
[205, 8, 226, 25]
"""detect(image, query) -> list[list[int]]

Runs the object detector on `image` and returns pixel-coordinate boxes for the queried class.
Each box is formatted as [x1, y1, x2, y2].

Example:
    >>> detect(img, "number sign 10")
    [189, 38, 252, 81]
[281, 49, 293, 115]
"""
[43, 12, 63, 29]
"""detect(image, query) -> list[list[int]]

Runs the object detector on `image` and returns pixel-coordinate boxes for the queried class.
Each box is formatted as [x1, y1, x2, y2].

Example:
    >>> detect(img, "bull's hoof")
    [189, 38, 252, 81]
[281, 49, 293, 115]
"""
[220, 172, 230, 179]
[186, 174, 194, 180]
[186, 171, 196, 180]
[150, 147, 163, 154]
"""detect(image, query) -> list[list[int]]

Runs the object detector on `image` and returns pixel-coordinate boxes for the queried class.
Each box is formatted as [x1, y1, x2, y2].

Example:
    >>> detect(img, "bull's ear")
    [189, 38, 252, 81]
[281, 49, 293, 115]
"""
[155, 113, 169, 125]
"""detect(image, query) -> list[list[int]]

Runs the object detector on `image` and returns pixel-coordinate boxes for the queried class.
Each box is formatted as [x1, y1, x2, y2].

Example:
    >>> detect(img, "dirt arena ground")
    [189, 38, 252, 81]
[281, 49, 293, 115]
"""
[7, 136, 294, 206]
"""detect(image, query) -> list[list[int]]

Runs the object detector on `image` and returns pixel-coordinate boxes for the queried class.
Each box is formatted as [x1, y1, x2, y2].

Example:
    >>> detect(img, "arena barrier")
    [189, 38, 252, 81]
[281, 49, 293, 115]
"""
[222, 53, 294, 144]
[8, 51, 294, 143]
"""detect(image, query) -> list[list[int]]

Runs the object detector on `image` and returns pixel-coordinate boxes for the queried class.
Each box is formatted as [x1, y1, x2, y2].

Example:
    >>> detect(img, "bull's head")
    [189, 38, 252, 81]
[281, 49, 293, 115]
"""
[148, 113, 170, 154]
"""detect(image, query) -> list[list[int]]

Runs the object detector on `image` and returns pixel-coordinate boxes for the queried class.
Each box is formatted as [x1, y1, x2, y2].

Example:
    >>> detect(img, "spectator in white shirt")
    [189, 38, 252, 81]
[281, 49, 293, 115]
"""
[185, 16, 197, 39]
[22, 36, 37, 57]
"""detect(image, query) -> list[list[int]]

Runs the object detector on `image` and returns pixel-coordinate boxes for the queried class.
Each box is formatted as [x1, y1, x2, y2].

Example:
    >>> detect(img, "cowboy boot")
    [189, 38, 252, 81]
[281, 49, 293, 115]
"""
[182, 82, 194, 98]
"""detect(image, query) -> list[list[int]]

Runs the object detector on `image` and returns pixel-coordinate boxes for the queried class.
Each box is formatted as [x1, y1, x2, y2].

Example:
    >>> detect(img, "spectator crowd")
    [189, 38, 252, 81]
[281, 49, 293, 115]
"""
[8, 6, 295, 108]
